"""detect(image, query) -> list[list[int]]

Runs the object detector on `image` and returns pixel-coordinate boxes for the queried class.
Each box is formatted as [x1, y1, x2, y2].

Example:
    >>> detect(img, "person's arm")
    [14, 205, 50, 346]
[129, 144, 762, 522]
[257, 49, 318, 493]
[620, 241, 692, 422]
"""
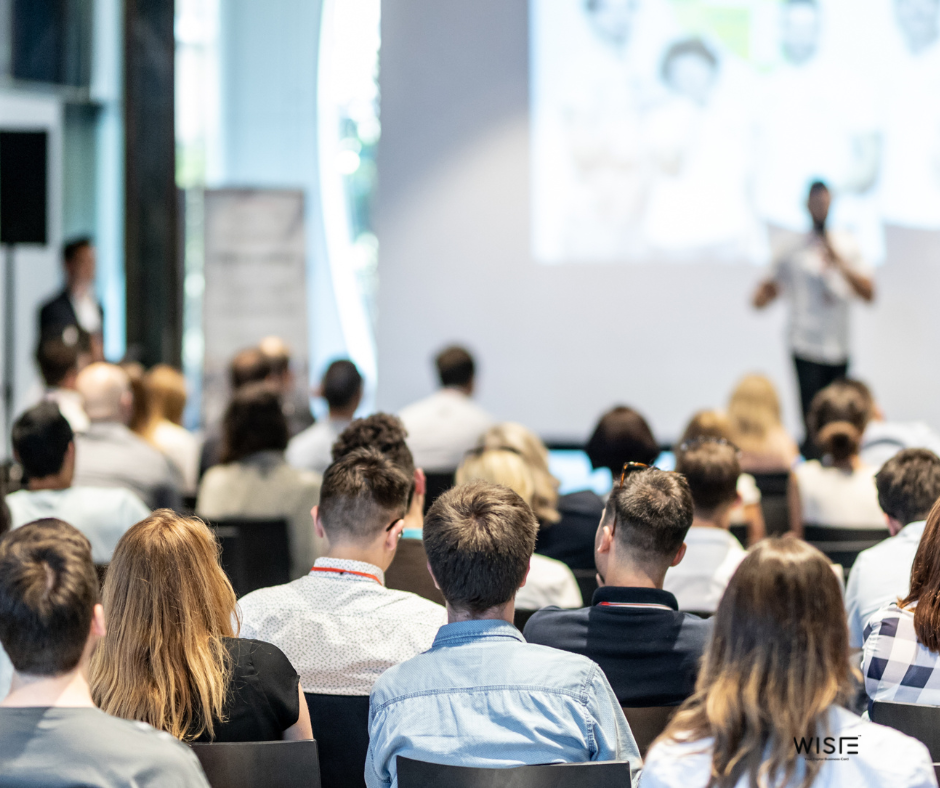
[363, 705, 393, 788]
[787, 470, 804, 538]
[752, 279, 779, 309]
[586, 666, 642, 787]
[282, 683, 313, 741]
[823, 237, 875, 302]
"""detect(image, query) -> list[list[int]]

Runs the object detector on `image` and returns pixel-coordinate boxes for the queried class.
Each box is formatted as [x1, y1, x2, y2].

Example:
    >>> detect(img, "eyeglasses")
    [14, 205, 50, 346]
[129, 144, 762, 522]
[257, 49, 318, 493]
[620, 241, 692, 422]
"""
[618, 461, 650, 489]
[385, 517, 404, 533]
[676, 435, 741, 456]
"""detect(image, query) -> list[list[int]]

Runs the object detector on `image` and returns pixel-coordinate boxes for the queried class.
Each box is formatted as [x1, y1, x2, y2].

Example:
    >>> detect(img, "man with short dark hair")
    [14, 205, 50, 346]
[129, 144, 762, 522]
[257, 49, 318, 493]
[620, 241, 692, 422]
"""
[524, 468, 711, 706]
[0, 519, 210, 787]
[845, 448, 940, 647]
[399, 345, 493, 472]
[288, 359, 364, 474]
[35, 334, 90, 434]
[664, 439, 747, 612]
[239, 447, 445, 696]
[365, 481, 640, 788]
[5, 403, 149, 565]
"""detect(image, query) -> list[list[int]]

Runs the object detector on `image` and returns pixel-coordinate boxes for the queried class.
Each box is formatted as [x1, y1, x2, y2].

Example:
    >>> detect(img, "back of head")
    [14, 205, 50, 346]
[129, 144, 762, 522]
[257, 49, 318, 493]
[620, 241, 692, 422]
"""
[586, 406, 660, 476]
[675, 439, 740, 515]
[480, 423, 560, 523]
[727, 374, 781, 445]
[259, 336, 291, 378]
[121, 361, 150, 434]
[456, 448, 536, 509]
[144, 364, 187, 426]
[12, 402, 73, 480]
[808, 382, 869, 462]
[63, 237, 92, 267]
[76, 362, 131, 423]
[91, 510, 236, 740]
[424, 481, 538, 613]
[605, 469, 693, 564]
[0, 519, 97, 676]
[332, 413, 415, 480]
[877, 448, 940, 526]
[221, 382, 288, 463]
[843, 378, 877, 422]
[665, 539, 850, 788]
[36, 335, 79, 388]
[322, 359, 363, 410]
[318, 447, 411, 543]
[229, 347, 272, 391]
[435, 345, 475, 389]
[680, 409, 733, 445]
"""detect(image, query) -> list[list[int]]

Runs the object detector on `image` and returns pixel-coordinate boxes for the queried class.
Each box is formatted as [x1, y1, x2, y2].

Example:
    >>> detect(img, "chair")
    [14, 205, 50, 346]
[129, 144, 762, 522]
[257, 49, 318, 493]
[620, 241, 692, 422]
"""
[305, 693, 371, 788]
[621, 706, 678, 757]
[870, 701, 940, 761]
[751, 472, 791, 536]
[396, 756, 630, 788]
[423, 471, 456, 514]
[209, 518, 291, 598]
[803, 525, 890, 571]
[513, 608, 538, 632]
[572, 569, 599, 606]
[385, 537, 445, 605]
[729, 524, 749, 546]
[190, 740, 321, 788]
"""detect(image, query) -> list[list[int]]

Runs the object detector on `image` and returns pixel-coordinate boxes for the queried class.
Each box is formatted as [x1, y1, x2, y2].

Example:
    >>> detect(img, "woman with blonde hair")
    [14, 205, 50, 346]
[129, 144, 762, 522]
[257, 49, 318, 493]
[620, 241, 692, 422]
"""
[642, 539, 935, 788]
[143, 364, 201, 494]
[456, 448, 582, 611]
[727, 374, 799, 473]
[91, 510, 312, 742]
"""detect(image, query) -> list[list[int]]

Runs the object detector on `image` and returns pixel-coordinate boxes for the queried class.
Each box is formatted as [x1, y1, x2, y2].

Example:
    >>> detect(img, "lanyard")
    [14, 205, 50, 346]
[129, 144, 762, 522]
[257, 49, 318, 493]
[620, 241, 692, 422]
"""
[308, 566, 383, 585]
[598, 601, 674, 611]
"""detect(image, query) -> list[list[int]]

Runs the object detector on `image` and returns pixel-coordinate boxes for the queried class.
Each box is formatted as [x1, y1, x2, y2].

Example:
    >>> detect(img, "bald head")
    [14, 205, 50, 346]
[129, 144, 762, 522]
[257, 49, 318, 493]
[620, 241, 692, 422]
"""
[76, 363, 132, 423]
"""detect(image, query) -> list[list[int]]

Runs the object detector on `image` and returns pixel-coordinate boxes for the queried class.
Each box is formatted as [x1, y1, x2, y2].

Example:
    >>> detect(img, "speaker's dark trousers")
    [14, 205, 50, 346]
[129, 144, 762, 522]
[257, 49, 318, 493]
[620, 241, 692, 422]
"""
[794, 353, 849, 456]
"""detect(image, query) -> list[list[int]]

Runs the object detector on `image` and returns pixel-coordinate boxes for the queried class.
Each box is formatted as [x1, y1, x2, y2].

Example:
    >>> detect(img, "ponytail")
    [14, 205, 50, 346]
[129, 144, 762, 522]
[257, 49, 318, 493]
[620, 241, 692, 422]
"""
[817, 421, 860, 463]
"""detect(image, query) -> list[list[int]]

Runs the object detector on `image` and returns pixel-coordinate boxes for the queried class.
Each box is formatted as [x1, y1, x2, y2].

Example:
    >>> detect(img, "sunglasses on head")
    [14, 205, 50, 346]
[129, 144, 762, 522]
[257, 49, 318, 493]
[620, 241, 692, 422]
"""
[676, 435, 741, 456]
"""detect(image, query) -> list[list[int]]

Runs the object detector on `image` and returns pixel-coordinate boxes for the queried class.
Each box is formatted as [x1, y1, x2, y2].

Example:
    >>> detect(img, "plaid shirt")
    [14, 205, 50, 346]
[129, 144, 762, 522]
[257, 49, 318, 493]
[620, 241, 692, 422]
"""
[862, 602, 940, 707]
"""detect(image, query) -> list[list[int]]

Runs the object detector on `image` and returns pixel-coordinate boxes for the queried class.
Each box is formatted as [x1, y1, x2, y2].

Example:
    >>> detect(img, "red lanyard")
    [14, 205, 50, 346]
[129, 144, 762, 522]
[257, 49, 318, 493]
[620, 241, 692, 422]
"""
[308, 566, 383, 585]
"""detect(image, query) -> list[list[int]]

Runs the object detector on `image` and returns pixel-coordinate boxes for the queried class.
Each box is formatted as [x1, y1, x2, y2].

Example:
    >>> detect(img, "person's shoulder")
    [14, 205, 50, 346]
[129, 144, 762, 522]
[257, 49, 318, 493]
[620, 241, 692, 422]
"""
[557, 489, 605, 515]
[833, 706, 935, 777]
[678, 611, 715, 641]
[238, 577, 304, 613]
[529, 553, 575, 582]
[379, 586, 447, 620]
[227, 636, 296, 675]
[71, 485, 148, 508]
[643, 733, 715, 785]
[84, 710, 206, 769]
[524, 605, 589, 642]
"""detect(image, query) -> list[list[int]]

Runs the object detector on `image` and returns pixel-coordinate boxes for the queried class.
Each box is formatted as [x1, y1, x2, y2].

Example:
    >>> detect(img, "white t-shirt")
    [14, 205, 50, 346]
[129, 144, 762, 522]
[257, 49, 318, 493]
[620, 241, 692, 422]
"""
[515, 554, 583, 611]
[772, 230, 872, 363]
[151, 421, 201, 495]
[399, 389, 494, 472]
[286, 418, 352, 475]
[794, 460, 884, 528]
[663, 527, 747, 613]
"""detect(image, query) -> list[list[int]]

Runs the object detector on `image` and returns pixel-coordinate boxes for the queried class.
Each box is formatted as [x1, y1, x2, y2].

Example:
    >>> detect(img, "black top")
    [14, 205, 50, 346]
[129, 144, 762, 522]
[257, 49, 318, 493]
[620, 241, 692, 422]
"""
[523, 586, 712, 707]
[38, 288, 103, 337]
[191, 637, 300, 743]
[535, 490, 606, 570]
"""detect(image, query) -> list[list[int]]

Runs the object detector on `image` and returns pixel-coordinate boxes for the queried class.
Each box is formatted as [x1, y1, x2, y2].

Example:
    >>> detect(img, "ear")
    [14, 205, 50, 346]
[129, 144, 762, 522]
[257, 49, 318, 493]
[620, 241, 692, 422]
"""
[311, 506, 326, 540]
[384, 518, 405, 552]
[66, 441, 76, 461]
[518, 561, 531, 590]
[91, 603, 106, 638]
[596, 523, 615, 556]
[671, 543, 688, 568]
[414, 468, 426, 497]
[426, 561, 441, 591]
[886, 514, 903, 537]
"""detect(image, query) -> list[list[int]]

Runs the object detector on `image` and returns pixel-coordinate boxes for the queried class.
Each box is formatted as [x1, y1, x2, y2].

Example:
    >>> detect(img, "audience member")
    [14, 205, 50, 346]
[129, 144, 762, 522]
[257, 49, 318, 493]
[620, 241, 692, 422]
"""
[142, 365, 201, 494]
[845, 449, 940, 648]
[399, 345, 493, 472]
[121, 361, 151, 436]
[259, 336, 315, 437]
[197, 383, 324, 579]
[238, 448, 446, 696]
[365, 482, 640, 788]
[72, 363, 182, 510]
[863, 497, 940, 709]
[642, 539, 935, 788]
[6, 403, 149, 564]
[727, 373, 799, 472]
[0, 519, 210, 787]
[91, 511, 311, 742]
[330, 414, 443, 604]
[585, 405, 661, 478]
[456, 447, 582, 610]
[288, 359, 363, 475]
[525, 467, 711, 706]
[666, 438, 747, 612]
[35, 333, 90, 434]
[790, 381, 883, 533]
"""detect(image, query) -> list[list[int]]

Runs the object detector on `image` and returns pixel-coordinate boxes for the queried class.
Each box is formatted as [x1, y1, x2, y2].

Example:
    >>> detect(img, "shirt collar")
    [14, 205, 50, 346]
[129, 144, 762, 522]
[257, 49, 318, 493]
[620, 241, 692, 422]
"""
[899, 520, 927, 541]
[311, 557, 386, 586]
[431, 619, 524, 648]
[592, 585, 680, 610]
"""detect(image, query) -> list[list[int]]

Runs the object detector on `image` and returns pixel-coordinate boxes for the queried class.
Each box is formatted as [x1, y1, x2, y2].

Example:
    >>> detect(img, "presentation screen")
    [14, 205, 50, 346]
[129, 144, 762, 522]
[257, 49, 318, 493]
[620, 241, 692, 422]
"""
[531, 0, 940, 267]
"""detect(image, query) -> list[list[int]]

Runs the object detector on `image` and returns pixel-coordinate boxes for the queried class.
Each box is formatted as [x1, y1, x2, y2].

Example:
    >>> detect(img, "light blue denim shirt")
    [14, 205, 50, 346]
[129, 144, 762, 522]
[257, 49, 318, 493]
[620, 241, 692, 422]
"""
[365, 619, 641, 788]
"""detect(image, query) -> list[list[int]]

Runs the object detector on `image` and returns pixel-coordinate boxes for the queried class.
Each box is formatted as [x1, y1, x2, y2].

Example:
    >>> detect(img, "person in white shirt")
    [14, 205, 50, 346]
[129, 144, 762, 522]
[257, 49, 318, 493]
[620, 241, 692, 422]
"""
[238, 447, 446, 696]
[35, 334, 90, 435]
[642, 538, 936, 788]
[845, 448, 940, 648]
[287, 359, 363, 475]
[399, 346, 493, 472]
[666, 438, 747, 613]
[6, 402, 150, 565]
[141, 365, 201, 495]
[752, 181, 875, 449]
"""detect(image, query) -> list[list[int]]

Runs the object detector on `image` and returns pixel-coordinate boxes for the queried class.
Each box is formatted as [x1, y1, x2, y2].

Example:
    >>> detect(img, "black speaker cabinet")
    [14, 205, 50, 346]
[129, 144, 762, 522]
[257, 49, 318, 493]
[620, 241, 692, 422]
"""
[0, 130, 49, 245]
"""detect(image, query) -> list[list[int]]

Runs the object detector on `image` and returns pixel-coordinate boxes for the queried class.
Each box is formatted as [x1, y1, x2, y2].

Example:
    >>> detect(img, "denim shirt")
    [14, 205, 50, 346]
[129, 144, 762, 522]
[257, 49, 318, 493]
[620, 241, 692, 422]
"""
[365, 619, 641, 788]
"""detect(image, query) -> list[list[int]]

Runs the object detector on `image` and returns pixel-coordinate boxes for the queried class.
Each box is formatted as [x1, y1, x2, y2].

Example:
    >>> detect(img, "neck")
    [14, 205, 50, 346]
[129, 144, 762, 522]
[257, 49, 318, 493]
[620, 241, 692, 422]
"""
[28, 473, 71, 492]
[691, 507, 732, 531]
[328, 406, 356, 421]
[324, 541, 391, 574]
[602, 557, 667, 590]
[2, 665, 95, 709]
[827, 454, 861, 471]
[446, 599, 514, 625]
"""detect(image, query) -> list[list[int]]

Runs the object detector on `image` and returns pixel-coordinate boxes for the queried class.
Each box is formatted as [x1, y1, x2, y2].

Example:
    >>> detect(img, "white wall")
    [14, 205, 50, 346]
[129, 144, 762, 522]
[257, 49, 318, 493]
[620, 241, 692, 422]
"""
[375, 0, 940, 444]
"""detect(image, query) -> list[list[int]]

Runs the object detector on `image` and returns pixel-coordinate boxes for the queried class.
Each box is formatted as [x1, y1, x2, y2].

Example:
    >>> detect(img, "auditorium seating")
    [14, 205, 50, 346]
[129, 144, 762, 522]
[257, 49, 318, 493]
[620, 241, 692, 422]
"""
[190, 740, 321, 788]
[422, 471, 456, 514]
[802, 525, 890, 571]
[751, 472, 791, 536]
[305, 693, 370, 788]
[396, 756, 631, 788]
[621, 706, 678, 757]
[870, 701, 940, 762]
[209, 518, 291, 597]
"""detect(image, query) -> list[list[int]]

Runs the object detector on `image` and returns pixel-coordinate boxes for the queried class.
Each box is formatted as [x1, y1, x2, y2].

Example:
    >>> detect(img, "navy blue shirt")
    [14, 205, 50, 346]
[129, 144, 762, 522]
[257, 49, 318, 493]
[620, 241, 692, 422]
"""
[523, 586, 711, 707]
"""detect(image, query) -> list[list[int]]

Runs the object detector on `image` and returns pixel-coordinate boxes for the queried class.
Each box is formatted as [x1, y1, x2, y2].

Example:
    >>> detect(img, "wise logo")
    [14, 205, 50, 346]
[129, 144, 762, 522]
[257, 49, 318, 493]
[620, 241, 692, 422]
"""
[793, 736, 860, 761]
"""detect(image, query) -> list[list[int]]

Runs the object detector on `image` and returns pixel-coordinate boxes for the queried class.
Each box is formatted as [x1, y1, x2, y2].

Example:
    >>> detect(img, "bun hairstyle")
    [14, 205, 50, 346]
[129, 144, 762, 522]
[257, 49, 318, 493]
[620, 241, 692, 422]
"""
[808, 382, 870, 463]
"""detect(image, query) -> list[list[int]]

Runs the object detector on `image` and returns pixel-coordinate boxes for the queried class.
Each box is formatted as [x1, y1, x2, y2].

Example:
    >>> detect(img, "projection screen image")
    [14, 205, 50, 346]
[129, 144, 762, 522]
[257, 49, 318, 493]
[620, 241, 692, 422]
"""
[531, 0, 940, 266]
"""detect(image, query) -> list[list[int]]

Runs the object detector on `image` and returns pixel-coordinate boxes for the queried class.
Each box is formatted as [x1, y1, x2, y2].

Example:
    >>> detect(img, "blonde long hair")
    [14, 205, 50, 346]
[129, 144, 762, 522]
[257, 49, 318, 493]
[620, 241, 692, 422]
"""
[91, 510, 238, 741]
[658, 539, 854, 788]
[479, 423, 561, 523]
[727, 375, 783, 452]
[143, 364, 188, 440]
[457, 448, 537, 510]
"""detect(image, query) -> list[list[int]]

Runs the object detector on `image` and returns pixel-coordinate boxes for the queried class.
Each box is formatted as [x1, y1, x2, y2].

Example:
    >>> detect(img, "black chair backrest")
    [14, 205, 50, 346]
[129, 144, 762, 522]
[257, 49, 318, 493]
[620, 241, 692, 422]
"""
[751, 472, 791, 536]
[190, 740, 321, 788]
[803, 525, 890, 570]
[870, 701, 940, 761]
[729, 524, 749, 546]
[385, 537, 445, 605]
[305, 693, 371, 788]
[572, 569, 599, 606]
[513, 608, 538, 631]
[396, 757, 630, 788]
[423, 471, 456, 514]
[622, 706, 678, 757]
[209, 518, 291, 598]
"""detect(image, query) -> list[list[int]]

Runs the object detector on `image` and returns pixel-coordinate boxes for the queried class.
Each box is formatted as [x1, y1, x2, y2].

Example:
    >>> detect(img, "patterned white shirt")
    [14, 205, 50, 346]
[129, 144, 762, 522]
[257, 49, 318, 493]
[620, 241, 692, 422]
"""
[237, 558, 447, 696]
